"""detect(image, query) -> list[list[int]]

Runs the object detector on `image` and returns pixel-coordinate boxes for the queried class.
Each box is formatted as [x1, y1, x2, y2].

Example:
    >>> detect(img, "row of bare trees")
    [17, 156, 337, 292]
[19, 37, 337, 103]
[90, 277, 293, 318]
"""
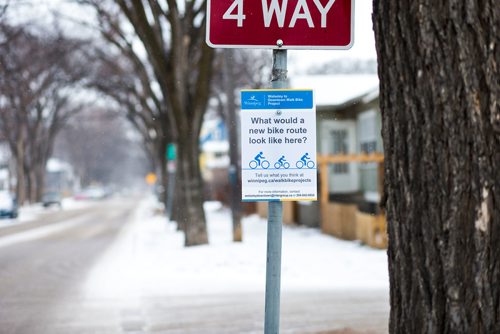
[1, 0, 267, 246]
[0, 21, 87, 204]
[55, 108, 148, 188]
[77, 0, 269, 246]
[70, 0, 214, 246]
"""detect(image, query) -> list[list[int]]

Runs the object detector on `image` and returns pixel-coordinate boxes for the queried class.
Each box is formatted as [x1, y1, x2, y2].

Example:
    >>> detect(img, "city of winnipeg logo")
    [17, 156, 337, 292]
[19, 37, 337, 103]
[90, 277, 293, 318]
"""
[243, 95, 263, 107]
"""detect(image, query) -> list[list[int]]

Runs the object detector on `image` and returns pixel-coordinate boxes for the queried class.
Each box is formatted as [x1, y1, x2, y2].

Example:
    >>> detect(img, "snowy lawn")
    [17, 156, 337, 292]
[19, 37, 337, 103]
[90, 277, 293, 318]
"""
[85, 196, 389, 298]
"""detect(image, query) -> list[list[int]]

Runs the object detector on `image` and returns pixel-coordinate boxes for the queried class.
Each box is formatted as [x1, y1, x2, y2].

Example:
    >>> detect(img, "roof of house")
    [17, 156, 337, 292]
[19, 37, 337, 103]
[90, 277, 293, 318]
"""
[289, 74, 379, 108]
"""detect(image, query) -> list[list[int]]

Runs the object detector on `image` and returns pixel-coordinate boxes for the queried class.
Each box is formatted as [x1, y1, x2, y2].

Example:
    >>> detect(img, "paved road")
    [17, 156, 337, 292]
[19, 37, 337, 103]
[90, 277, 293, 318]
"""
[0, 197, 389, 334]
[0, 198, 136, 334]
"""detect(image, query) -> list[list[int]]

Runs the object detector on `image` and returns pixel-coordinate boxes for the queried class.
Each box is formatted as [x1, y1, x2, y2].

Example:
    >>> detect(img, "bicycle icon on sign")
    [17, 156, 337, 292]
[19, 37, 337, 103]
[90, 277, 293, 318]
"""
[274, 156, 290, 169]
[296, 153, 315, 169]
[296, 160, 315, 169]
[249, 159, 270, 169]
[249, 151, 270, 169]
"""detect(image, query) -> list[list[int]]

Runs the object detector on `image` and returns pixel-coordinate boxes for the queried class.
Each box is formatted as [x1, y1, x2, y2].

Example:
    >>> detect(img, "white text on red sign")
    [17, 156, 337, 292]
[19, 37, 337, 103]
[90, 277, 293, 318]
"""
[223, 0, 337, 28]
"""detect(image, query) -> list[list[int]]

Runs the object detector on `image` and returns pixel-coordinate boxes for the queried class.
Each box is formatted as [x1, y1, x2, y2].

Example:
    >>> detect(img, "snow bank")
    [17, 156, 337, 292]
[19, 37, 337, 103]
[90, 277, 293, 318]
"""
[84, 196, 389, 298]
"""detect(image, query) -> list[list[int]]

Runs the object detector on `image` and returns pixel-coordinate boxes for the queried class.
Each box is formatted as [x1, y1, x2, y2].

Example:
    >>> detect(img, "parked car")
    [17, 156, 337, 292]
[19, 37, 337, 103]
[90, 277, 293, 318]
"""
[42, 191, 62, 208]
[0, 191, 18, 219]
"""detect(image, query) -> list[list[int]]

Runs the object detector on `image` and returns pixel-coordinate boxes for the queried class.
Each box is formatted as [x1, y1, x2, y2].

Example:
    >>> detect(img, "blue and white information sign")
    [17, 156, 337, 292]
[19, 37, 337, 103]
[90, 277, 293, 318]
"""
[241, 89, 317, 202]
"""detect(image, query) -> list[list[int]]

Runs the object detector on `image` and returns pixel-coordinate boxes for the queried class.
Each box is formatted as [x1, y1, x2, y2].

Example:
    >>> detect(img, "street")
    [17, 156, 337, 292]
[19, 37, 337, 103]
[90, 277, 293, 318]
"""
[0, 198, 136, 334]
[0, 197, 388, 334]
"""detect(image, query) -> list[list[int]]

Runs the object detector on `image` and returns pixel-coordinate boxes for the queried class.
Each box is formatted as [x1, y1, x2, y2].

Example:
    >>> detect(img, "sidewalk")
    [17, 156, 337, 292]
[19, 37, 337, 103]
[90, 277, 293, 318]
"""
[85, 197, 389, 298]
[80, 196, 389, 333]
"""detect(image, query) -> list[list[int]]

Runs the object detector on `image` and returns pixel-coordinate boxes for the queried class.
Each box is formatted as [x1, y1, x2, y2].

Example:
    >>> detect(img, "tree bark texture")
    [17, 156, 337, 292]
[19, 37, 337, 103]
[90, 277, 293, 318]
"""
[373, 0, 499, 332]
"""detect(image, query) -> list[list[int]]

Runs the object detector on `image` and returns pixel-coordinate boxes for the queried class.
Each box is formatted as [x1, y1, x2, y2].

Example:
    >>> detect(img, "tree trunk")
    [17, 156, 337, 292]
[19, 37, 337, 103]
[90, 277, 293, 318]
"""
[177, 132, 208, 246]
[28, 169, 36, 204]
[35, 162, 46, 202]
[158, 139, 168, 208]
[223, 50, 243, 242]
[373, 0, 499, 332]
[15, 130, 26, 205]
[159, 153, 168, 210]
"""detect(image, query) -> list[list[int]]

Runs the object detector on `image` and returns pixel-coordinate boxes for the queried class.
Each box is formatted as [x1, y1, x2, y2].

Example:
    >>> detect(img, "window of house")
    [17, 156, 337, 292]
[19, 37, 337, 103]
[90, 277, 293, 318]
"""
[359, 110, 378, 154]
[214, 152, 225, 158]
[358, 110, 379, 197]
[330, 129, 349, 174]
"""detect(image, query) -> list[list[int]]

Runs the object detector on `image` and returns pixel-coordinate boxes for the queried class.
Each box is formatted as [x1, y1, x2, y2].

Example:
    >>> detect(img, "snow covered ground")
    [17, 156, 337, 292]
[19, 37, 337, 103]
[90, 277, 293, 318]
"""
[85, 196, 389, 299]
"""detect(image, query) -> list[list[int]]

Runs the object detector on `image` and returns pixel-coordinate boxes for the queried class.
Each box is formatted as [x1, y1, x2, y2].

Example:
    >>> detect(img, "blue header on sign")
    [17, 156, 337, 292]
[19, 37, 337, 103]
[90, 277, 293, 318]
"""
[241, 90, 313, 110]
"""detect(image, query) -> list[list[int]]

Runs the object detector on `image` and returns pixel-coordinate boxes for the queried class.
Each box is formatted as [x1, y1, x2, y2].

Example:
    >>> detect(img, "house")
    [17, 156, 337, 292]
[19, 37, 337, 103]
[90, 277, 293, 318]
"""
[199, 117, 231, 203]
[200, 118, 230, 172]
[256, 74, 387, 248]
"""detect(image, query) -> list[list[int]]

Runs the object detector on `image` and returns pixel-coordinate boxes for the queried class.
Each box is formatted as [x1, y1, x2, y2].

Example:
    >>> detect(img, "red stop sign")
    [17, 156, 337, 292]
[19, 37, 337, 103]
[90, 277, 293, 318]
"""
[206, 0, 353, 49]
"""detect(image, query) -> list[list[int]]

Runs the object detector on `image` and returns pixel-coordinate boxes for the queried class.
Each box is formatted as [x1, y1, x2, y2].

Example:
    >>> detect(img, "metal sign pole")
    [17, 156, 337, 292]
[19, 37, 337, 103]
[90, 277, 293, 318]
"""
[264, 48, 287, 334]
